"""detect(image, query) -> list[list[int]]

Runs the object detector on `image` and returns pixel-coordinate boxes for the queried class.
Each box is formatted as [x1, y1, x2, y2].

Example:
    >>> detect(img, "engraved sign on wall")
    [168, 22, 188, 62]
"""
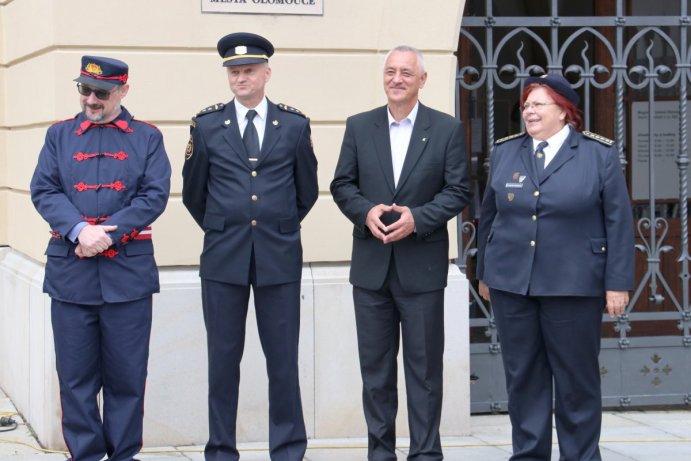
[631, 101, 689, 201]
[201, 0, 323, 16]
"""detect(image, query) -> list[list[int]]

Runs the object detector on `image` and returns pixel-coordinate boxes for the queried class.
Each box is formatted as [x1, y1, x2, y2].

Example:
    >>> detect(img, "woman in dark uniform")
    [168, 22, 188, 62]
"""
[476, 73, 634, 461]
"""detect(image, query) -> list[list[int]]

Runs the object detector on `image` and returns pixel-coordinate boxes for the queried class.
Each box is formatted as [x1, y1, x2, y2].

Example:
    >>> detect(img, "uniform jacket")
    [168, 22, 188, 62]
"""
[181, 99, 318, 287]
[30, 107, 171, 305]
[476, 129, 634, 296]
[330, 103, 471, 293]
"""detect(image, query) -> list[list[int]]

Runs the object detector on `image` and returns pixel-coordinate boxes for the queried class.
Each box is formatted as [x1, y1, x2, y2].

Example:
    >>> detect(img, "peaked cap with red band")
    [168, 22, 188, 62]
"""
[217, 32, 274, 67]
[74, 55, 129, 91]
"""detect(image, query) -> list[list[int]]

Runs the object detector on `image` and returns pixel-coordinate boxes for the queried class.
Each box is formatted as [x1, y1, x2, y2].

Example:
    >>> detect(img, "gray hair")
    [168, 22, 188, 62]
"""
[384, 45, 426, 74]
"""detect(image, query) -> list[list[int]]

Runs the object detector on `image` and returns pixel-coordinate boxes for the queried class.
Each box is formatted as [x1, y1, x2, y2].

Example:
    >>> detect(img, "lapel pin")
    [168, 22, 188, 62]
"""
[422, 137, 427, 142]
[224, 119, 231, 125]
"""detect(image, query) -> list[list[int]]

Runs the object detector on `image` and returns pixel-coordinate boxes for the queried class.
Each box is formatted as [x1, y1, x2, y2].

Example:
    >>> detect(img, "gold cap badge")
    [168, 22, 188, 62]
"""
[85, 63, 103, 75]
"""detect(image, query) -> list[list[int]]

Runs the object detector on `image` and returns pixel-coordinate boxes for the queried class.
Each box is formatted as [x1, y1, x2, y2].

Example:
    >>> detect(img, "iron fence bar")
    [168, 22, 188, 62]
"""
[605, 311, 691, 321]
[615, 0, 627, 171]
[548, 0, 562, 75]
[678, 1, 691, 346]
[482, 0, 499, 352]
[648, 78, 660, 307]
[462, 17, 689, 28]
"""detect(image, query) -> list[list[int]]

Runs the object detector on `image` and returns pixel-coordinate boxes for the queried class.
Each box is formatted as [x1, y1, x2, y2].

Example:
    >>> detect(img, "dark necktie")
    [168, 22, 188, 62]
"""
[243, 109, 260, 158]
[535, 141, 548, 178]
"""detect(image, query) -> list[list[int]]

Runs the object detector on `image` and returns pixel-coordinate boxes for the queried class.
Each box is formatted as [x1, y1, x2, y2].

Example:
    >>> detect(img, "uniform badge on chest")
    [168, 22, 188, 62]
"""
[505, 171, 526, 189]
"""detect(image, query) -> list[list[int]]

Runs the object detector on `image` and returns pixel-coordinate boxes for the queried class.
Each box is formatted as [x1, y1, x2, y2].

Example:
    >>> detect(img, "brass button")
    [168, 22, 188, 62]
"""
[251, 171, 257, 177]
[533, 191, 540, 197]
[531, 215, 537, 221]
[251, 220, 257, 226]
[530, 240, 536, 247]
[251, 195, 258, 201]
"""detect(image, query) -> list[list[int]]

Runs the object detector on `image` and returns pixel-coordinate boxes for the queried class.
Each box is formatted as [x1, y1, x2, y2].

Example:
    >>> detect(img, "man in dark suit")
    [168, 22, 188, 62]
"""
[330, 45, 471, 461]
[182, 32, 318, 461]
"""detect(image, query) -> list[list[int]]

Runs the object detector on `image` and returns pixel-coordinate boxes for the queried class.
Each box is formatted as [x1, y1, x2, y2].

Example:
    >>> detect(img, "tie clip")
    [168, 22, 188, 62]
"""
[249, 157, 258, 162]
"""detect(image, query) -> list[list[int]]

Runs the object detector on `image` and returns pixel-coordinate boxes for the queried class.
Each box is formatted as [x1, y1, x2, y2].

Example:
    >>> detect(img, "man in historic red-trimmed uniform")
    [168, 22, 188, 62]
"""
[30, 55, 171, 461]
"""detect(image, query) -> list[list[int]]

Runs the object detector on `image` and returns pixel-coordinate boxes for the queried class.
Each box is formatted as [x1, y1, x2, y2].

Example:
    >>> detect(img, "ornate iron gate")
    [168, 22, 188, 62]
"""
[457, 0, 691, 413]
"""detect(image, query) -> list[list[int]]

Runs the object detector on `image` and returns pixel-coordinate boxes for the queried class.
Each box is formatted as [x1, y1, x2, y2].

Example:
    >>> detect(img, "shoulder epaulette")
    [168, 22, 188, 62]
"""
[582, 131, 614, 146]
[495, 132, 525, 144]
[196, 102, 225, 117]
[277, 103, 306, 118]
[51, 117, 76, 127]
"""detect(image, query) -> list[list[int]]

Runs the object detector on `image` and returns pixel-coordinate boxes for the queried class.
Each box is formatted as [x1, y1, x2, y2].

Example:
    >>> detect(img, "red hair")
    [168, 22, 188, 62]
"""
[521, 83, 583, 132]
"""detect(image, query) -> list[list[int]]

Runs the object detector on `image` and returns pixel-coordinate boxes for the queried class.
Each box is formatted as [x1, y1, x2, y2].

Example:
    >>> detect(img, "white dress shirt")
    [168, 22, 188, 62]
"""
[532, 124, 570, 168]
[235, 97, 268, 150]
[388, 102, 419, 187]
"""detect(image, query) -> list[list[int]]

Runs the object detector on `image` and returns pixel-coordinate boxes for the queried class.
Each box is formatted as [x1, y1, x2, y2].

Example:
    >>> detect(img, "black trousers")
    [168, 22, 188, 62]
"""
[52, 297, 152, 461]
[353, 261, 445, 461]
[490, 289, 605, 461]
[201, 276, 306, 461]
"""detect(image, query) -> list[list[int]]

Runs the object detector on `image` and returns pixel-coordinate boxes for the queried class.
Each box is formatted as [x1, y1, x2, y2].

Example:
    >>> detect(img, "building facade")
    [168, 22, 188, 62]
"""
[0, 0, 471, 449]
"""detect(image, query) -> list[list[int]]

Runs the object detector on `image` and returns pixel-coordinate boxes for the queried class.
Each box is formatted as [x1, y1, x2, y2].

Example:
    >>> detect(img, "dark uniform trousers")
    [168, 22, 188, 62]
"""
[353, 255, 445, 461]
[202, 250, 306, 461]
[489, 289, 604, 461]
[52, 298, 152, 461]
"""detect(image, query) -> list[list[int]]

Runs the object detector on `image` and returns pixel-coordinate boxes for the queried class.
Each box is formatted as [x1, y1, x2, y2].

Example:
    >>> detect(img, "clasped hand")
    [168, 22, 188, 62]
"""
[75, 224, 117, 258]
[366, 203, 415, 244]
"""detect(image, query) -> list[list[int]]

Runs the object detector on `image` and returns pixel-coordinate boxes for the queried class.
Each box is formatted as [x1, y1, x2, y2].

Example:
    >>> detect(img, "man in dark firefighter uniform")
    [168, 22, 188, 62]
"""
[182, 33, 318, 461]
[30, 55, 171, 461]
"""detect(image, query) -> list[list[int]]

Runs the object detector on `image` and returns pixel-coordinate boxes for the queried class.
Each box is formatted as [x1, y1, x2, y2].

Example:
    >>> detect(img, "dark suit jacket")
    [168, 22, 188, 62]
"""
[330, 103, 471, 293]
[476, 129, 634, 296]
[182, 99, 318, 287]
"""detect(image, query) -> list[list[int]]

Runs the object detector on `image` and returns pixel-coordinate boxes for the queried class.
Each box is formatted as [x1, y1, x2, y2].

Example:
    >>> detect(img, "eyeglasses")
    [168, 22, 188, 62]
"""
[77, 83, 115, 100]
[522, 101, 556, 111]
